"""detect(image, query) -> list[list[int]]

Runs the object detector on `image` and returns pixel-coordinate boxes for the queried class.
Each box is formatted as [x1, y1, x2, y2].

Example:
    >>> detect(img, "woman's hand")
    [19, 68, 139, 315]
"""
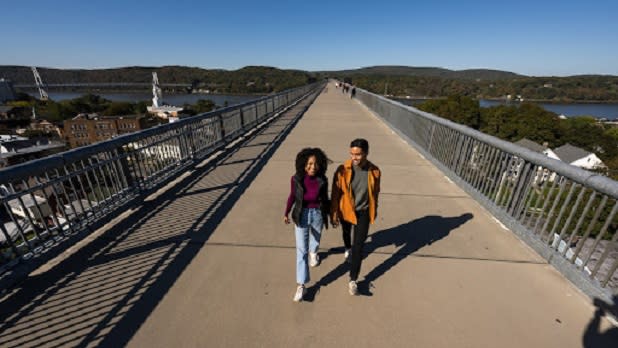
[283, 216, 290, 224]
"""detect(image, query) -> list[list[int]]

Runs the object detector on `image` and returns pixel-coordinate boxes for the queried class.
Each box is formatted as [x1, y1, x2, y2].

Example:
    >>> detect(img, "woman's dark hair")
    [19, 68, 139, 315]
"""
[350, 138, 369, 154]
[295, 147, 331, 178]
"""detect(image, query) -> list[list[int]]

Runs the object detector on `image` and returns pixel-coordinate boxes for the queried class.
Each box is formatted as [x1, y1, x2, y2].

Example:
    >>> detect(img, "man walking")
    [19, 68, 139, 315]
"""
[331, 138, 381, 295]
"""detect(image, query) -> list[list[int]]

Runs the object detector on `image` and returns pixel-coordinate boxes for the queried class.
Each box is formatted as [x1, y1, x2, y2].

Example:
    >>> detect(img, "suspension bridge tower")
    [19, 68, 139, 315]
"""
[147, 72, 183, 120]
[31, 67, 49, 101]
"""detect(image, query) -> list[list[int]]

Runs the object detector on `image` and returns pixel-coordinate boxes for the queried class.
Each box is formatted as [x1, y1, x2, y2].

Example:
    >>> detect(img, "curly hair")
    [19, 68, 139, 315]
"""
[350, 138, 369, 154]
[295, 147, 331, 178]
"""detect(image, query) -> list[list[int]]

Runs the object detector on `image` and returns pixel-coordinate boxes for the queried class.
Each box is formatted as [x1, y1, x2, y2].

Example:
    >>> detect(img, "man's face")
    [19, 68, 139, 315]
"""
[350, 146, 367, 167]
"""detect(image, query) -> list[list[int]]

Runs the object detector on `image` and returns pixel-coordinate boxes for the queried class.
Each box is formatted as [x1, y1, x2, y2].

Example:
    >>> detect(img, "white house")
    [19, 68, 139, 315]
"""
[553, 143, 606, 171]
[514, 138, 559, 160]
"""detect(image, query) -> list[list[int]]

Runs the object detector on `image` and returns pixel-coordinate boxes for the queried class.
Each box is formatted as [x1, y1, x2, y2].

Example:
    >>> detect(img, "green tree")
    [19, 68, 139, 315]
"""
[103, 102, 134, 116]
[194, 99, 216, 113]
[603, 127, 618, 141]
[418, 95, 481, 129]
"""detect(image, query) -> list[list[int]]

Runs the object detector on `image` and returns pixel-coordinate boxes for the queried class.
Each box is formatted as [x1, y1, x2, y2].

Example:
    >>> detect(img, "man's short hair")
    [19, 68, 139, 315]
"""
[350, 138, 369, 153]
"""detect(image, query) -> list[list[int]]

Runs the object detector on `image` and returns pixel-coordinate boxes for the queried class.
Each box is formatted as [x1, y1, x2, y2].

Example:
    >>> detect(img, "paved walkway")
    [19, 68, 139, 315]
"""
[0, 83, 615, 347]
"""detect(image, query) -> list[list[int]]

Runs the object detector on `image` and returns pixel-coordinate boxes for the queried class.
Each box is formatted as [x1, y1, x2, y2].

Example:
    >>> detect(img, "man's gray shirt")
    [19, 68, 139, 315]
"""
[352, 164, 369, 211]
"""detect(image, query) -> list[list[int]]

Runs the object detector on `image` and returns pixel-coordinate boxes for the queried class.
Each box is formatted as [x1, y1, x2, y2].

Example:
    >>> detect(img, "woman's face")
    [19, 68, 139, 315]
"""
[305, 155, 318, 176]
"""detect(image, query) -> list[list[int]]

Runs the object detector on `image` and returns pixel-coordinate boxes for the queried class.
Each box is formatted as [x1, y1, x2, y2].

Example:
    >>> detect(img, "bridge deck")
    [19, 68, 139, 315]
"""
[0, 83, 613, 347]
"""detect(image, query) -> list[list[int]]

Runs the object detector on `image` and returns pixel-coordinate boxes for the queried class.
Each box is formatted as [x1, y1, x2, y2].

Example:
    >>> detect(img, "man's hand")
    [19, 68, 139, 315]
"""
[283, 216, 290, 224]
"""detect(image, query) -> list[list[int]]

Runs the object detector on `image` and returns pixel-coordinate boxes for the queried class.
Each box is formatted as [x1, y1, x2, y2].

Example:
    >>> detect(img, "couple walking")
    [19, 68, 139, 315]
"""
[283, 138, 381, 302]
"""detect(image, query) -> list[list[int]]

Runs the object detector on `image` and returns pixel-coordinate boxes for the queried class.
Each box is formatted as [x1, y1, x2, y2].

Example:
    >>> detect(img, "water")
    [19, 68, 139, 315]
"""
[30, 92, 618, 120]
[394, 98, 618, 120]
[479, 100, 618, 120]
[27, 91, 261, 107]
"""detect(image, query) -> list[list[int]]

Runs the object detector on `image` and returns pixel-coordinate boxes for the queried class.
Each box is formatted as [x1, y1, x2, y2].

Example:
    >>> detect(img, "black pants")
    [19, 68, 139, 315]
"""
[341, 210, 370, 281]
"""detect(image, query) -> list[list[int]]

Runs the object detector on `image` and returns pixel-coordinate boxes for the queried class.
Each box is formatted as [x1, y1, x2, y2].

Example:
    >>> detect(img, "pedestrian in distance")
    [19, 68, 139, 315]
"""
[331, 138, 381, 295]
[284, 147, 331, 302]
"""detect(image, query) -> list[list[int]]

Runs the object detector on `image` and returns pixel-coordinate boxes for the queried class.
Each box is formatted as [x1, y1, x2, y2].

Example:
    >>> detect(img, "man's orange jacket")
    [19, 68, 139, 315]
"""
[330, 159, 381, 225]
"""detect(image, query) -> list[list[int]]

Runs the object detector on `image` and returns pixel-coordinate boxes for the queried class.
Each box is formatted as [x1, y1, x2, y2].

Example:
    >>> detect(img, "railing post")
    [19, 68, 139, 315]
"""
[427, 123, 436, 153]
[117, 145, 136, 190]
[178, 126, 193, 162]
[218, 113, 226, 141]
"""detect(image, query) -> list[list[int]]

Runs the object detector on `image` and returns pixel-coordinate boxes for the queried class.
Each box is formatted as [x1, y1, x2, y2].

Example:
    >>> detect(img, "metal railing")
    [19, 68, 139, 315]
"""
[0, 82, 324, 282]
[356, 88, 617, 301]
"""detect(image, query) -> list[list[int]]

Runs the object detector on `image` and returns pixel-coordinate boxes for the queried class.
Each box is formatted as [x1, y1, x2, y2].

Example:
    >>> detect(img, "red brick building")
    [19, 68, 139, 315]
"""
[64, 114, 149, 148]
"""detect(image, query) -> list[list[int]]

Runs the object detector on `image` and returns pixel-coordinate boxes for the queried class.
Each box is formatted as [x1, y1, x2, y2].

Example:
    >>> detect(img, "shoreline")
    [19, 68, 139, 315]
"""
[480, 97, 618, 105]
[16, 87, 269, 97]
[391, 96, 618, 105]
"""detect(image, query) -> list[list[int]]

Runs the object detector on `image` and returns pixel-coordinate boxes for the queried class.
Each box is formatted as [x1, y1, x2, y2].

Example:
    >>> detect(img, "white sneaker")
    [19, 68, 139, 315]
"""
[344, 249, 351, 263]
[309, 252, 320, 267]
[348, 280, 358, 296]
[293, 285, 305, 302]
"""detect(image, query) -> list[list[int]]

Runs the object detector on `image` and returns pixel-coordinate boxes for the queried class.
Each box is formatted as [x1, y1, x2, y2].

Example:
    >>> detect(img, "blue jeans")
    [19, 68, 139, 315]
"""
[294, 208, 323, 284]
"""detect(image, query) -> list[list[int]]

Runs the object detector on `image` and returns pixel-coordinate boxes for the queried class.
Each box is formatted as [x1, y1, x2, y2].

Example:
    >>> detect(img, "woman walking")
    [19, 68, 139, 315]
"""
[284, 148, 331, 302]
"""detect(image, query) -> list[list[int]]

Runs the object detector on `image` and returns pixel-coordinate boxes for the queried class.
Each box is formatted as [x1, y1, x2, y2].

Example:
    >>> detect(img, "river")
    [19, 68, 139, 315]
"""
[394, 98, 618, 120]
[27, 91, 261, 107]
[479, 100, 618, 120]
[30, 91, 618, 120]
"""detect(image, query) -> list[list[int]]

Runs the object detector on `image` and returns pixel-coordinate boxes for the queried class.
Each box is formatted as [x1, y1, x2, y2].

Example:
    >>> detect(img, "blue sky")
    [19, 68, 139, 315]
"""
[2, 0, 617, 76]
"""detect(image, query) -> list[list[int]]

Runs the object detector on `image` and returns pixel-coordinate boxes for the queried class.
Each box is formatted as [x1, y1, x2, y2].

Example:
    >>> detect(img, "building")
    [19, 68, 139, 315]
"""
[29, 119, 62, 137]
[0, 134, 28, 143]
[0, 137, 66, 168]
[553, 143, 606, 171]
[64, 114, 149, 148]
[514, 138, 559, 160]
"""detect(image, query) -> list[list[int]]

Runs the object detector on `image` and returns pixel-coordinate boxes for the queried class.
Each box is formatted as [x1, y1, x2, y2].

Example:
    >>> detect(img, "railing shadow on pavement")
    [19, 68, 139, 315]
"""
[305, 213, 474, 301]
[0, 90, 321, 348]
[583, 294, 618, 347]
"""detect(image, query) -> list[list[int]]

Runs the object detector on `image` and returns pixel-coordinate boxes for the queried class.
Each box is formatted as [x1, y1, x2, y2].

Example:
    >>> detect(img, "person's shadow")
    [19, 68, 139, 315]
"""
[305, 213, 473, 300]
[583, 295, 618, 347]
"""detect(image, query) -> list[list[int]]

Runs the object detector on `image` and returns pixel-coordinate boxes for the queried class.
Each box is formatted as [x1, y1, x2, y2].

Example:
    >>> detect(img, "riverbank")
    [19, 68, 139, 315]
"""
[481, 97, 618, 105]
[391, 95, 618, 105]
[23, 90, 263, 108]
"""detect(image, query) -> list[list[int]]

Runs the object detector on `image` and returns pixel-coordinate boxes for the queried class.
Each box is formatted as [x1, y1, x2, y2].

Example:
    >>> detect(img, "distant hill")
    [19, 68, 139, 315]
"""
[3, 65, 617, 102]
[317, 65, 524, 80]
[0, 65, 523, 86]
[318, 66, 618, 102]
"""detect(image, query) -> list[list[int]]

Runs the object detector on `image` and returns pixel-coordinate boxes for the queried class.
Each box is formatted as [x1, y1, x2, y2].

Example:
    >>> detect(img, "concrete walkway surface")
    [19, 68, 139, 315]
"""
[0, 82, 615, 347]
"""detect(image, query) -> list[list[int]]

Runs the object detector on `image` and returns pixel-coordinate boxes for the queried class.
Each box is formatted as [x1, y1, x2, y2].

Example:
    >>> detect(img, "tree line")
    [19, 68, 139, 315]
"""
[336, 74, 618, 102]
[0, 65, 315, 94]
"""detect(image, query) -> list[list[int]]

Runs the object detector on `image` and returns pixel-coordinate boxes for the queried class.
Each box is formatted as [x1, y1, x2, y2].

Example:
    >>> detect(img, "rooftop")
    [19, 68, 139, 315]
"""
[514, 138, 546, 153]
[554, 143, 593, 163]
